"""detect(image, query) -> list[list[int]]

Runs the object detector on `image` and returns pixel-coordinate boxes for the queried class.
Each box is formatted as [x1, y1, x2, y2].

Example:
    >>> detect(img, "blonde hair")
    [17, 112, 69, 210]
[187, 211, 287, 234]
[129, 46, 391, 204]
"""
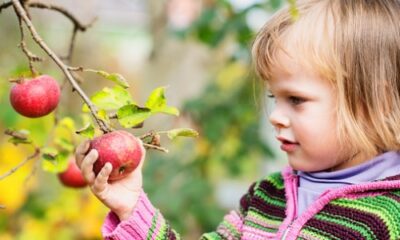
[252, 0, 400, 158]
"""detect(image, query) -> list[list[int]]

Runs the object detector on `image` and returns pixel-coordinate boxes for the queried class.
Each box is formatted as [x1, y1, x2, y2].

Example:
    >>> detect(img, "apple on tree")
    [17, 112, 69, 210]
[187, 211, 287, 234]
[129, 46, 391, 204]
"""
[9, 75, 60, 118]
[58, 157, 88, 188]
[89, 130, 144, 181]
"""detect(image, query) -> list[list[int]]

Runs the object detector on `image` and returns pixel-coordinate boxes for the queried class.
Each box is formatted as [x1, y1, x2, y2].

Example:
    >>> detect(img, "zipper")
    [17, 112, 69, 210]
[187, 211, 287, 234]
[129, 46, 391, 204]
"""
[281, 222, 293, 240]
[280, 170, 298, 240]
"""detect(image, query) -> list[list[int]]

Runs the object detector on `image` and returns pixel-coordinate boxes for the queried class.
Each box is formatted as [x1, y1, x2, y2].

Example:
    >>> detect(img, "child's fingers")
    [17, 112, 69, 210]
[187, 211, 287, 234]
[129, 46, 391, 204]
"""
[92, 162, 112, 196]
[81, 149, 98, 184]
[75, 140, 90, 168]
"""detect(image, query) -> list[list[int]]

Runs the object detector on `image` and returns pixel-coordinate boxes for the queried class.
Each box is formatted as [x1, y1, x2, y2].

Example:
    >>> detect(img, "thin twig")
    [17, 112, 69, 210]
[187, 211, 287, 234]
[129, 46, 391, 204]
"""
[4, 129, 28, 140]
[12, 0, 111, 133]
[140, 131, 155, 140]
[0, 147, 40, 180]
[0, 1, 12, 13]
[14, 6, 41, 76]
[27, 2, 96, 31]
[63, 25, 78, 63]
[67, 66, 83, 71]
[143, 143, 168, 153]
[24, 155, 41, 185]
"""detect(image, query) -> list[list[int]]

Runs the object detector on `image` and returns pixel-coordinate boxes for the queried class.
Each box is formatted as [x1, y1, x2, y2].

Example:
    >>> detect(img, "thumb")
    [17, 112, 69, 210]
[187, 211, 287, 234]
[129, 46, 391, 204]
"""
[135, 139, 147, 171]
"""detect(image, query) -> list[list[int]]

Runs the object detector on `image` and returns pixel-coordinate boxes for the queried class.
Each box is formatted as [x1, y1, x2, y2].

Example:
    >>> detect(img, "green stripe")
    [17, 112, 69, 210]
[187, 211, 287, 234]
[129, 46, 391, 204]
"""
[332, 197, 398, 239]
[147, 210, 159, 240]
[249, 207, 284, 222]
[264, 172, 284, 189]
[220, 219, 241, 238]
[315, 212, 375, 239]
[254, 187, 286, 208]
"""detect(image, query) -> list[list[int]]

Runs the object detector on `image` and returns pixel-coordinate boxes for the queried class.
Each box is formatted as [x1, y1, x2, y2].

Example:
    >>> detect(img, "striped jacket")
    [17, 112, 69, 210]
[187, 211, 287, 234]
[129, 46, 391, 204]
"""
[102, 167, 400, 239]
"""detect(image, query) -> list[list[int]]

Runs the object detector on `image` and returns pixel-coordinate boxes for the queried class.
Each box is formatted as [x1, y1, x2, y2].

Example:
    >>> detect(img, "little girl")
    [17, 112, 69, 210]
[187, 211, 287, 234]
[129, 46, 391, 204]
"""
[76, 0, 400, 239]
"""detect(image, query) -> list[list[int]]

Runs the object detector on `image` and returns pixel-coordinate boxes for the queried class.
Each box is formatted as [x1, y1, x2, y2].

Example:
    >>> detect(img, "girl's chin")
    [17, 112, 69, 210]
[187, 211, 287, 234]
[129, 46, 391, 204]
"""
[287, 158, 329, 172]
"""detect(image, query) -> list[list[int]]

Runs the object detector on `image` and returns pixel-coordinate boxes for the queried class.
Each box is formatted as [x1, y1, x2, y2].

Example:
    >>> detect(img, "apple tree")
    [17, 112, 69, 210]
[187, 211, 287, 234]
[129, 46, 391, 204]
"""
[0, 0, 288, 238]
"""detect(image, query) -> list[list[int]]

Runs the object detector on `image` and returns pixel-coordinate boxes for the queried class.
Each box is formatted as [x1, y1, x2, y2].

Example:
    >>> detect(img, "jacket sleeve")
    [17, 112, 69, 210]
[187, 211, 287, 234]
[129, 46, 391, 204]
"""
[200, 182, 256, 240]
[102, 183, 256, 240]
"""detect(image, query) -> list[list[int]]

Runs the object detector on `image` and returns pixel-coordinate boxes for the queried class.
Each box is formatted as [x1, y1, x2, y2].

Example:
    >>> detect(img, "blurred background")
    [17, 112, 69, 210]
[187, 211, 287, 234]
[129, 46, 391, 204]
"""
[0, 0, 288, 239]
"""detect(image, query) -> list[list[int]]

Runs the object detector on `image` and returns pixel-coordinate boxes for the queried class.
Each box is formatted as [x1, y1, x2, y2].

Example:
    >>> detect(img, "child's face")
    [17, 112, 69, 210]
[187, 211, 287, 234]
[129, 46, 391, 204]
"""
[268, 62, 352, 172]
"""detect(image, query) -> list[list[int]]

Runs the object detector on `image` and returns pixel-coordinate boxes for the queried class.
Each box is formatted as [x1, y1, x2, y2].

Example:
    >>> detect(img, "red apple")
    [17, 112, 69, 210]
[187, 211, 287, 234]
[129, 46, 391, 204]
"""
[10, 75, 60, 118]
[90, 130, 144, 181]
[58, 157, 88, 188]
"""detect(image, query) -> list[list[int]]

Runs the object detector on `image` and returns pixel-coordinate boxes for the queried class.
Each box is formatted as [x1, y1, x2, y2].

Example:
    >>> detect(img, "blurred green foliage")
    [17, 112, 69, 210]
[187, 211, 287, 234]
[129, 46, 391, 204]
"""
[143, 0, 283, 235]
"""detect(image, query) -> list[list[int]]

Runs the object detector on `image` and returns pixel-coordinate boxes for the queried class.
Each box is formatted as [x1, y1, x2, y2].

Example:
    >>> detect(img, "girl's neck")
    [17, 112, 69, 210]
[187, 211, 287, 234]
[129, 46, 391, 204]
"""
[329, 151, 375, 172]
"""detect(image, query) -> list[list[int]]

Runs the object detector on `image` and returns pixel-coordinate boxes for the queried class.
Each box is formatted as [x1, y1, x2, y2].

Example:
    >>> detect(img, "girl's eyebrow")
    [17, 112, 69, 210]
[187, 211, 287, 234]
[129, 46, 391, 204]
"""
[270, 88, 309, 96]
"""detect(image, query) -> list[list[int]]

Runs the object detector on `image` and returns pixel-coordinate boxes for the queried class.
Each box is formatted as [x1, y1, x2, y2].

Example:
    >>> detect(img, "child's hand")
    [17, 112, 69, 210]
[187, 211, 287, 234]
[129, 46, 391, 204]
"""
[75, 139, 146, 221]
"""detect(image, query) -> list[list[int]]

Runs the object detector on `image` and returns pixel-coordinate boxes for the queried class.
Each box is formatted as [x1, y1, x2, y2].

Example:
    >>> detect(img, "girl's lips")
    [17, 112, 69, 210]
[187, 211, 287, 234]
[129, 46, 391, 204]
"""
[276, 136, 299, 152]
[280, 142, 298, 152]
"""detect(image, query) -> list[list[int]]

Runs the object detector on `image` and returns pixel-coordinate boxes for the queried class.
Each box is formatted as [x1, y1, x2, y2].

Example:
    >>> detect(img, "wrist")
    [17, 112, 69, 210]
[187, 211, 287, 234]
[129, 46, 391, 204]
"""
[114, 189, 143, 221]
[116, 208, 134, 221]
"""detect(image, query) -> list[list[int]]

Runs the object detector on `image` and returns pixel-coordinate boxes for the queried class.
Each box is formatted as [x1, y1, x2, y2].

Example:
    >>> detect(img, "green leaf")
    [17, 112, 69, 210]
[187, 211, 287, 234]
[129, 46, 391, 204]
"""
[97, 109, 110, 123]
[41, 147, 59, 161]
[117, 104, 152, 128]
[8, 137, 32, 145]
[146, 87, 167, 110]
[93, 70, 129, 88]
[145, 87, 180, 116]
[158, 106, 180, 116]
[75, 123, 95, 139]
[89, 85, 135, 111]
[167, 128, 199, 140]
[41, 151, 69, 173]
[6, 129, 32, 145]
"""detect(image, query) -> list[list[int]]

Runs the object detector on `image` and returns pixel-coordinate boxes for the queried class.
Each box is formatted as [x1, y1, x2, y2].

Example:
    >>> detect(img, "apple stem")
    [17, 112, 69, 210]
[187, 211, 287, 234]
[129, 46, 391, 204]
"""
[11, 0, 112, 134]
[143, 143, 169, 153]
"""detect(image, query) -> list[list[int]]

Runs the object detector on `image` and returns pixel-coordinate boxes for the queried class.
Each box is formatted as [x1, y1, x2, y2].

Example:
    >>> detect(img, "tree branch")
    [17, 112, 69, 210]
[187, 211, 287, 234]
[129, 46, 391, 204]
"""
[27, 2, 97, 63]
[27, 2, 95, 31]
[0, 147, 40, 180]
[0, 1, 12, 13]
[11, 0, 111, 133]
[63, 25, 78, 63]
[14, 5, 42, 76]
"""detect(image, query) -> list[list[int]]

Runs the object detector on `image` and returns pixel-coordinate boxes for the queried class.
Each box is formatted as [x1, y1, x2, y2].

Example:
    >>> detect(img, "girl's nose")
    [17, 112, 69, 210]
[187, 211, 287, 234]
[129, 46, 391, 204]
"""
[269, 107, 290, 129]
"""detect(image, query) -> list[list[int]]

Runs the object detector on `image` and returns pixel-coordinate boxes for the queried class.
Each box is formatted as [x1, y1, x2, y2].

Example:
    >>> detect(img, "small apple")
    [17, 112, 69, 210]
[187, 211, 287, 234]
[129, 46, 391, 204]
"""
[10, 75, 61, 118]
[89, 130, 144, 181]
[58, 157, 88, 188]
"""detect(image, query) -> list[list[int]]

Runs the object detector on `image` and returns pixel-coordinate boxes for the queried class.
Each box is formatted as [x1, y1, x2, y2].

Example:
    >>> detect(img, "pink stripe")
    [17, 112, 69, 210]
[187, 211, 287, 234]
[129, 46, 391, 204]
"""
[285, 174, 400, 240]
[242, 225, 277, 239]
[224, 211, 243, 231]
[275, 167, 298, 239]
[246, 215, 280, 229]
[102, 190, 159, 239]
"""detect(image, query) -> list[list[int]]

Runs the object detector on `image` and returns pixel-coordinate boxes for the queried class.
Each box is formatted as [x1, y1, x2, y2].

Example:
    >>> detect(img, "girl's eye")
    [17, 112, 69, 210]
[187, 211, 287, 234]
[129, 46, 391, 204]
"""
[288, 96, 305, 105]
